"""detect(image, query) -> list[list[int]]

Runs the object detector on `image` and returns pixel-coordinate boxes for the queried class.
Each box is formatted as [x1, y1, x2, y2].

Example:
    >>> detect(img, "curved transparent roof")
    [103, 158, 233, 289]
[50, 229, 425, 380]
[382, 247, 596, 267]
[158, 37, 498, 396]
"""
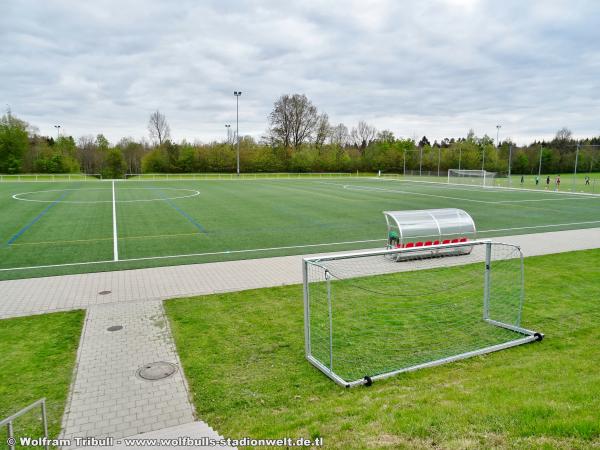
[383, 208, 476, 242]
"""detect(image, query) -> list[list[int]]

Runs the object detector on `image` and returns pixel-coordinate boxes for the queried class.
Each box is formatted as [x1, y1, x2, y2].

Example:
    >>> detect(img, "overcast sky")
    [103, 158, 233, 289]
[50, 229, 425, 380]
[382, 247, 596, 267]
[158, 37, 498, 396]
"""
[1, 0, 599, 145]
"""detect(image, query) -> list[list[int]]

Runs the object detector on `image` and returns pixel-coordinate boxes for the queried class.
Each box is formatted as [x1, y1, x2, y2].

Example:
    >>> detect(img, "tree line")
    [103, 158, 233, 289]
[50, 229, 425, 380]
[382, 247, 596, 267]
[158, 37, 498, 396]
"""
[1, 97, 599, 178]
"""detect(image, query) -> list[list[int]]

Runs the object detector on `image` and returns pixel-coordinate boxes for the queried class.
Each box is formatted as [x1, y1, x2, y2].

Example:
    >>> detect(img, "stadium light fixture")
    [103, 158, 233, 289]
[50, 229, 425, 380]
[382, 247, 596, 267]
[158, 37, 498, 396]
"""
[233, 91, 242, 176]
[496, 124, 501, 148]
[225, 124, 231, 144]
[54, 125, 61, 139]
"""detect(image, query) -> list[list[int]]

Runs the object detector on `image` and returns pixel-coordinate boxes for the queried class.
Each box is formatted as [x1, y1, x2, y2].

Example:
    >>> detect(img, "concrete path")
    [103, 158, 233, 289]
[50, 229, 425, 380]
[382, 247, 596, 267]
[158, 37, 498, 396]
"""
[103, 422, 235, 449]
[1, 227, 600, 319]
[60, 301, 200, 444]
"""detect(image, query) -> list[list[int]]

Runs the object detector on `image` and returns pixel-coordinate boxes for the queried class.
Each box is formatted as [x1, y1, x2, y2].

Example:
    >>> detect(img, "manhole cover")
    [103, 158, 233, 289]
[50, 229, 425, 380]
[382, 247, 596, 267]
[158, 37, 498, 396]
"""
[98, 290, 112, 295]
[137, 362, 177, 381]
[107, 325, 123, 332]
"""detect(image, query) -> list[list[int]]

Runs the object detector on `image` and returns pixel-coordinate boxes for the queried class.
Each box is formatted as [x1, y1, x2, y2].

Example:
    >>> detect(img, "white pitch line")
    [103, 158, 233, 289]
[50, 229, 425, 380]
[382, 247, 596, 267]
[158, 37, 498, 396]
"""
[0, 238, 386, 272]
[112, 180, 118, 261]
[378, 176, 600, 197]
[2, 221, 600, 273]
[477, 220, 600, 233]
[342, 184, 600, 205]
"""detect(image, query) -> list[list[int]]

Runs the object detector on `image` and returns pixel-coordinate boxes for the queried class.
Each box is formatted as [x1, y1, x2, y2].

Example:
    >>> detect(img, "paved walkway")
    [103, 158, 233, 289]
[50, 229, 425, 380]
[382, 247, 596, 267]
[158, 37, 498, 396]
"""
[1, 227, 600, 319]
[60, 300, 232, 449]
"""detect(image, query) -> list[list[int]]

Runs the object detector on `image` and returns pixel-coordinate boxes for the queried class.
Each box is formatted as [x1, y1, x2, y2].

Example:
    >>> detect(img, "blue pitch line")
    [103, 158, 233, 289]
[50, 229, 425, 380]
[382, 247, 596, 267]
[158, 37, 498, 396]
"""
[149, 187, 208, 234]
[6, 190, 71, 246]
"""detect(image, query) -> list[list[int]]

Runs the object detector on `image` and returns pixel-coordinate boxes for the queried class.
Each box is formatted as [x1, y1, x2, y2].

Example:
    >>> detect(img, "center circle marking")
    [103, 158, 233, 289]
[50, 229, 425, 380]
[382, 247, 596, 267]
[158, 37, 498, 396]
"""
[12, 187, 201, 204]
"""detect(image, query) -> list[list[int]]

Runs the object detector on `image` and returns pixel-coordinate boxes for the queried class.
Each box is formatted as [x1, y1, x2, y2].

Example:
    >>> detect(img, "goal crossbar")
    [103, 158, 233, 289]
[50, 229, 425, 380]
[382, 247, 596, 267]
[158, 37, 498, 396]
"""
[302, 240, 543, 387]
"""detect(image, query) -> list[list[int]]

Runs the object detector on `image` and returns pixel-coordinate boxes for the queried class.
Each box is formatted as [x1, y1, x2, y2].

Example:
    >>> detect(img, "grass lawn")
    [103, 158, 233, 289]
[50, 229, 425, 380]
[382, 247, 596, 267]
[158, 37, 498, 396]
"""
[165, 248, 600, 449]
[0, 311, 84, 449]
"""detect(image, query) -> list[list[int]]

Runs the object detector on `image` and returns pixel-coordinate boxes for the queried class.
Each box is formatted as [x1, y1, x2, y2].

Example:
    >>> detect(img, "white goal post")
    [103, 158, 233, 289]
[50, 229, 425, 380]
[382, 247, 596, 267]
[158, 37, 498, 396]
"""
[302, 240, 543, 387]
[448, 169, 497, 187]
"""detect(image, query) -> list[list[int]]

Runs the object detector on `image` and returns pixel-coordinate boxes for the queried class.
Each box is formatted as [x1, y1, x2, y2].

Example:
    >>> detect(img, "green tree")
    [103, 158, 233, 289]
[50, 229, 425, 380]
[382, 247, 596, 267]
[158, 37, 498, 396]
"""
[0, 111, 29, 173]
[103, 148, 126, 179]
[142, 148, 169, 172]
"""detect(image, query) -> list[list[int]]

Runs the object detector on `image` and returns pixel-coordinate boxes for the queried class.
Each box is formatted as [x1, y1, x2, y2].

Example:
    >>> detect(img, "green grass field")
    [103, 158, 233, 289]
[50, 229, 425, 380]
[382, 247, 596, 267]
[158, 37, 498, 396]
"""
[165, 248, 600, 450]
[0, 311, 84, 449]
[2, 176, 600, 280]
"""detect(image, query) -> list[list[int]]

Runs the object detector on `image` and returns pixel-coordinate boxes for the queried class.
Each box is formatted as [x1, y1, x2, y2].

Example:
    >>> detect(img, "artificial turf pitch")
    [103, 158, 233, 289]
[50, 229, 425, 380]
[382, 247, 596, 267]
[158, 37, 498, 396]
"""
[1, 176, 600, 280]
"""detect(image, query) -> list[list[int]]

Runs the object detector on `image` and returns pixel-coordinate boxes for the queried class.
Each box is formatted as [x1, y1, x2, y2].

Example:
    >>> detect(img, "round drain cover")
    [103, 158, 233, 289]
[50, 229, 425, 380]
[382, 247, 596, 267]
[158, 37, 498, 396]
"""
[99, 290, 112, 295]
[137, 362, 177, 381]
[107, 325, 123, 332]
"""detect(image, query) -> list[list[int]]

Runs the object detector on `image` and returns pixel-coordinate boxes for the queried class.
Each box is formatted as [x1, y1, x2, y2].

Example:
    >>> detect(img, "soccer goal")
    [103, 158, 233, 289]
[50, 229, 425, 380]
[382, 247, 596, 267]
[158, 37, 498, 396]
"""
[448, 169, 497, 186]
[302, 240, 543, 387]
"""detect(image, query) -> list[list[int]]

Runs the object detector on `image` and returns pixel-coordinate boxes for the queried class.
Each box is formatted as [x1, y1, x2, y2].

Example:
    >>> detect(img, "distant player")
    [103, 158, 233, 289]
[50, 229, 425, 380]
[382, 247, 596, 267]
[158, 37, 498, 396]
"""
[520, 175, 524, 185]
[585, 176, 590, 185]
[535, 176, 539, 186]
[556, 175, 561, 191]
[546, 176, 550, 189]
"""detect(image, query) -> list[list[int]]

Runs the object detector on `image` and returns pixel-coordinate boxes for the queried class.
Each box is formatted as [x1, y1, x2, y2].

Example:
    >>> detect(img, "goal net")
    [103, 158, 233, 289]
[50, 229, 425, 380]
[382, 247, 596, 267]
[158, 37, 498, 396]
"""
[448, 169, 497, 186]
[302, 241, 542, 387]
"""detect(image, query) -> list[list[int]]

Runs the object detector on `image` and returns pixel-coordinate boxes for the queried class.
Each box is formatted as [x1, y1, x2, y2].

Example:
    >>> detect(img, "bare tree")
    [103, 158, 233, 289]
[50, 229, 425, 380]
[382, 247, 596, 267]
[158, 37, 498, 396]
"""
[377, 129, 395, 143]
[77, 135, 97, 174]
[329, 123, 348, 146]
[350, 120, 377, 153]
[269, 94, 319, 150]
[314, 113, 330, 152]
[555, 127, 573, 142]
[148, 110, 171, 145]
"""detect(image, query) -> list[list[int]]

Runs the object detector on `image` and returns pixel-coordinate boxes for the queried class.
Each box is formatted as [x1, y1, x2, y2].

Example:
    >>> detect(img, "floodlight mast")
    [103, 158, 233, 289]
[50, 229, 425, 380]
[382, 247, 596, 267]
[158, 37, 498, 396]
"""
[54, 125, 61, 140]
[234, 91, 242, 176]
[225, 124, 231, 144]
[496, 124, 501, 148]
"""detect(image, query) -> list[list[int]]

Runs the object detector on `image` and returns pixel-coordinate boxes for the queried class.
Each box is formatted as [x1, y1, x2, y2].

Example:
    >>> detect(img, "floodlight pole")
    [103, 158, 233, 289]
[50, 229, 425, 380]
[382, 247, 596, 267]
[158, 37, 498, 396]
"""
[458, 147, 462, 170]
[538, 145, 543, 177]
[508, 145, 512, 183]
[234, 91, 242, 176]
[225, 124, 231, 144]
[496, 124, 501, 148]
[437, 146, 441, 177]
[403, 150, 406, 175]
[574, 143, 580, 191]
[54, 125, 61, 140]
[419, 146, 423, 176]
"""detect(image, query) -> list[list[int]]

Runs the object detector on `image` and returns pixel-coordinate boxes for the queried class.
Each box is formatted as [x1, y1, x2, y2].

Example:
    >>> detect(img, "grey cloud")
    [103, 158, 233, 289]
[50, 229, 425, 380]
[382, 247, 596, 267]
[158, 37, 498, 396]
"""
[1, 0, 599, 145]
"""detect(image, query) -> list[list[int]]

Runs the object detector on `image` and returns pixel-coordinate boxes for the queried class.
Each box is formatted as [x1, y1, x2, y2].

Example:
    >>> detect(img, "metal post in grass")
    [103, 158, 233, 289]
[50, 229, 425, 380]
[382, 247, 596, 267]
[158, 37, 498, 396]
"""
[481, 145, 486, 186]
[573, 143, 580, 192]
[234, 91, 242, 176]
[508, 145, 512, 187]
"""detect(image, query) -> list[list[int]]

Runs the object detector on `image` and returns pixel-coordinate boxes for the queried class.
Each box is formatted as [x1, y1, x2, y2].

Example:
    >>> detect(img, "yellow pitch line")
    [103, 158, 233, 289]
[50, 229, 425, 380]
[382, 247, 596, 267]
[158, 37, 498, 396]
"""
[9, 232, 205, 247]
